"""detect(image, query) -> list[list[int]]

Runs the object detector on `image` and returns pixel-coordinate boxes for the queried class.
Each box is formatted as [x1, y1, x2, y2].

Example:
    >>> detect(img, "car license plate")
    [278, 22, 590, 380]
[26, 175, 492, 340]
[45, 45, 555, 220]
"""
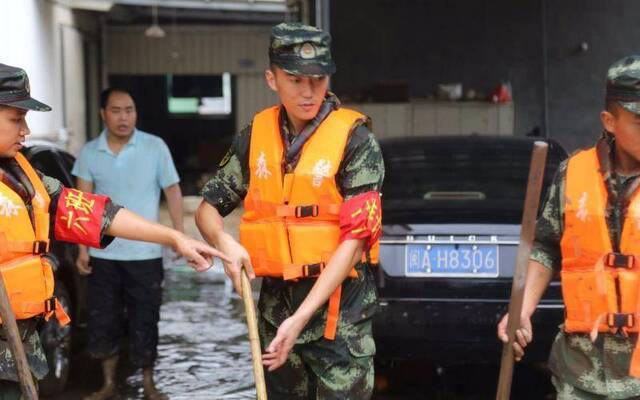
[405, 244, 499, 277]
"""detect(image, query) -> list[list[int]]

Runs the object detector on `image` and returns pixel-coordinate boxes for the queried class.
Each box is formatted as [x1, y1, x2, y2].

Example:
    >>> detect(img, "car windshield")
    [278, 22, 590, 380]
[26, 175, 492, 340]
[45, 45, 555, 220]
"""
[381, 136, 567, 224]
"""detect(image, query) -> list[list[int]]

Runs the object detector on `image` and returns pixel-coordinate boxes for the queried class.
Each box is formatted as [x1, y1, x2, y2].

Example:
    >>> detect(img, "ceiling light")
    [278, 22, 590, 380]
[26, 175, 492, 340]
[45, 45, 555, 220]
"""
[145, 5, 166, 38]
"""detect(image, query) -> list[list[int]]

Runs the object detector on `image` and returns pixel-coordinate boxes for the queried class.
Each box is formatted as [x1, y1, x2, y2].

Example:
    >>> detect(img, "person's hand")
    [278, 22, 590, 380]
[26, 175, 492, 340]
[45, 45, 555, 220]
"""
[497, 312, 533, 362]
[262, 314, 306, 371]
[76, 246, 92, 275]
[172, 233, 230, 272]
[217, 233, 254, 296]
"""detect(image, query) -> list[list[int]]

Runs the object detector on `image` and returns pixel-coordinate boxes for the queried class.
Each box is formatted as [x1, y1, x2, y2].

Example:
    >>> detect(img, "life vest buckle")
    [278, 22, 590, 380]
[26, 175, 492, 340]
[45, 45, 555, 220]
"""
[295, 205, 319, 218]
[606, 253, 635, 269]
[607, 312, 635, 329]
[303, 262, 326, 277]
[44, 297, 57, 313]
[32, 241, 49, 254]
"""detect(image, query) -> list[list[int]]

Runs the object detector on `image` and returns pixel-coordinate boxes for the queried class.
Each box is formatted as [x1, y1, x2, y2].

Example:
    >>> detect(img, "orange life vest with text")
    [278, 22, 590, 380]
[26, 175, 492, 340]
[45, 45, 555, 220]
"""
[0, 153, 70, 326]
[560, 147, 640, 376]
[239, 105, 378, 339]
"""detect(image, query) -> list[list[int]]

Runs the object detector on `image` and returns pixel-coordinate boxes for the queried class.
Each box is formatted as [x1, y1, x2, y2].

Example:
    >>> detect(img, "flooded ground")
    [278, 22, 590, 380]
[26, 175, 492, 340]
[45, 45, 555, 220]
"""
[122, 265, 257, 399]
[43, 202, 555, 399]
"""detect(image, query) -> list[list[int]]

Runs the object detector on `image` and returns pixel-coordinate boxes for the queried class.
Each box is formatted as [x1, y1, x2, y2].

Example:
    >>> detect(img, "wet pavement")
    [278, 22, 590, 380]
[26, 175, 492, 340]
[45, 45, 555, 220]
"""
[120, 265, 257, 399]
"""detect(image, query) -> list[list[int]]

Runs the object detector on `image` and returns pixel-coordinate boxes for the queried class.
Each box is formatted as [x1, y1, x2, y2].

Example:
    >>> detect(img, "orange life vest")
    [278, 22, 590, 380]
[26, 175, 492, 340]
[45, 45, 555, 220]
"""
[239, 105, 379, 339]
[560, 147, 640, 376]
[0, 153, 70, 326]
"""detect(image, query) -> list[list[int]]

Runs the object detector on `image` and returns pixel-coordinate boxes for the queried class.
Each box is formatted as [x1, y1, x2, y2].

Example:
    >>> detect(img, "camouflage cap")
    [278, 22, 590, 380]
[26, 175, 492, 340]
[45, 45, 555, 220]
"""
[0, 64, 51, 112]
[269, 22, 336, 77]
[606, 55, 640, 115]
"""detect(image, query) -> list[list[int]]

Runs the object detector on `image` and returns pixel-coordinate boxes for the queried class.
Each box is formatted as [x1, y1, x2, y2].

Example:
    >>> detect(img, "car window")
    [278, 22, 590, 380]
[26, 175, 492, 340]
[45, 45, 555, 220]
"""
[381, 137, 567, 225]
[28, 149, 74, 188]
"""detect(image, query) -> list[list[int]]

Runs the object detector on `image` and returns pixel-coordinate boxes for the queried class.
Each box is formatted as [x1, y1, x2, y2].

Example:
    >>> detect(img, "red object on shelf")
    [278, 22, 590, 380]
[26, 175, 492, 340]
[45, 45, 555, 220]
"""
[489, 83, 512, 103]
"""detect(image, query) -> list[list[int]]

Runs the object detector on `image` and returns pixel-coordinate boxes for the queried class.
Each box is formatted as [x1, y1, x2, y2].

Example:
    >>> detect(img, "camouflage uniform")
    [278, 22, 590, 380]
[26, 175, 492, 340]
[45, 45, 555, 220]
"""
[0, 160, 120, 397]
[532, 136, 640, 399]
[201, 22, 383, 400]
[530, 55, 640, 399]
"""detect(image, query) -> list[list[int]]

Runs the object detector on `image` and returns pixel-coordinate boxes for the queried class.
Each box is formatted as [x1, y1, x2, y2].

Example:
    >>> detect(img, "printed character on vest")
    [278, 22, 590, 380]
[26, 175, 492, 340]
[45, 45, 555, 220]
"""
[196, 23, 385, 399]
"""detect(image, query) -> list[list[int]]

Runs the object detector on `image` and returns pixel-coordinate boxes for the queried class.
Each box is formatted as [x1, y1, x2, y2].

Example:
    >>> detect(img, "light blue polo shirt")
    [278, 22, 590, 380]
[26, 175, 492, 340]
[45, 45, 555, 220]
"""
[72, 129, 180, 260]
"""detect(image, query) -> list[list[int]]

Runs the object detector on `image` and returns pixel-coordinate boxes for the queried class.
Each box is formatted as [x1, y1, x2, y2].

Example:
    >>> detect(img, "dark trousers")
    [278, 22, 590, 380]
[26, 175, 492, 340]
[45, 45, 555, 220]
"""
[87, 257, 164, 368]
[0, 379, 37, 400]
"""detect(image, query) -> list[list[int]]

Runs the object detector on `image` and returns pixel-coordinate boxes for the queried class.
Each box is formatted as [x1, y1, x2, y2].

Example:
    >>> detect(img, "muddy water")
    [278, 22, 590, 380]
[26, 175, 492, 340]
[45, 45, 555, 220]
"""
[92, 205, 258, 399]
[119, 261, 258, 400]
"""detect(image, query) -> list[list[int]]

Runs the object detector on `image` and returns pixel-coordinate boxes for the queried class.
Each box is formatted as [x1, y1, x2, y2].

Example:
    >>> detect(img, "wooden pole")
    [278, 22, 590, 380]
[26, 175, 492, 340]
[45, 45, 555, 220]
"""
[0, 272, 38, 399]
[496, 141, 549, 400]
[241, 268, 268, 400]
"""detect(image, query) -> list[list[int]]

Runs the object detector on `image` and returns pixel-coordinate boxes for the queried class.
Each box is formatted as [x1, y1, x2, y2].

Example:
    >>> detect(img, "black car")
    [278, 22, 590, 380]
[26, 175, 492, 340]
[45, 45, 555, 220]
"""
[21, 143, 85, 395]
[374, 135, 567, 365]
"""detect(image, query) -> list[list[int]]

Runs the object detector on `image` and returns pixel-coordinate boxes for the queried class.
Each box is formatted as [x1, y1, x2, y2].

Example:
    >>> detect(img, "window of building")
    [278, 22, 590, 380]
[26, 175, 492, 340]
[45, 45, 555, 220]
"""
[167, 73, 232, 116]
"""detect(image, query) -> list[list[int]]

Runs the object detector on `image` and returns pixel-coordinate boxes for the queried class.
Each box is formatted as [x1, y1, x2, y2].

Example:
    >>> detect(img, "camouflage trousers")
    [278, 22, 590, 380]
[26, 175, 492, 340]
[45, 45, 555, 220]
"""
[0, 379, 37, 400]
[259, 315, 375, 400]
[553, 375, 640, 400]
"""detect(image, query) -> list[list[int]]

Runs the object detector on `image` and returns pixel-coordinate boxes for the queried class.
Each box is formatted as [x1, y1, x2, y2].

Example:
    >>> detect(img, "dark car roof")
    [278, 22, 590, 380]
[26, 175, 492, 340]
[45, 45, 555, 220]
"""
[21, 144, 75, 188]
[380, 135, 568, 225]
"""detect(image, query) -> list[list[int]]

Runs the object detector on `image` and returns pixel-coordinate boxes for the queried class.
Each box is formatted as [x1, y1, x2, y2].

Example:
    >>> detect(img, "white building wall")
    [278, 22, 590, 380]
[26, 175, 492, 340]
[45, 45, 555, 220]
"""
[1, 1, 70, 141]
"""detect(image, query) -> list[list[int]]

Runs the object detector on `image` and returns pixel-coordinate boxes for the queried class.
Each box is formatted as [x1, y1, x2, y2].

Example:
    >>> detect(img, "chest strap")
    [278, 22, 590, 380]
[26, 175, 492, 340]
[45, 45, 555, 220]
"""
[0, 234, 49, 255]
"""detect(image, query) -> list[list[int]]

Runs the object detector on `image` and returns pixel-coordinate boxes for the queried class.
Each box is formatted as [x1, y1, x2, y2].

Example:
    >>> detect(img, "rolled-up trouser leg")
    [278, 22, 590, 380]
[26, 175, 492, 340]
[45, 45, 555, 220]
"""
[552, 375, 608, 400]
[87, 257, 124, 360]
[122, 258, 163, 368]
[0, 378, 38, 400]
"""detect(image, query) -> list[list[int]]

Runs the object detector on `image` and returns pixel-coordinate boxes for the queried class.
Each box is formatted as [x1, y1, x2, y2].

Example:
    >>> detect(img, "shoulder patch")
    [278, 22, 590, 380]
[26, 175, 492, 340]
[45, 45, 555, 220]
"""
[218, 149, 233, 168]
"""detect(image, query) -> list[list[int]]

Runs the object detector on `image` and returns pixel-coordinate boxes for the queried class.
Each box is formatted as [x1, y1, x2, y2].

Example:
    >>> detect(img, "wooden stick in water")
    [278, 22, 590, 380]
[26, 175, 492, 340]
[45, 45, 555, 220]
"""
[241, 267, 268, 400]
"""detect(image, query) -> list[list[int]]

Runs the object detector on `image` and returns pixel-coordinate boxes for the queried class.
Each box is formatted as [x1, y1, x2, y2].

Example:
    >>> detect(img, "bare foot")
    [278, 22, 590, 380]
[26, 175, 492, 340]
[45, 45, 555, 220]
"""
[143, 369, 168, 400]
[143, 383, 168, 400]
[83, 382, 118, 400]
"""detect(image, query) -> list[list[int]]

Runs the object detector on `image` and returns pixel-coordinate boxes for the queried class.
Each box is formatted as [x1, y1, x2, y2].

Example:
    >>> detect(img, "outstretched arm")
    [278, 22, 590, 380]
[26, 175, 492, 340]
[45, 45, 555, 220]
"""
[75, 177, 93, 275]
[107, 207, 227, 271]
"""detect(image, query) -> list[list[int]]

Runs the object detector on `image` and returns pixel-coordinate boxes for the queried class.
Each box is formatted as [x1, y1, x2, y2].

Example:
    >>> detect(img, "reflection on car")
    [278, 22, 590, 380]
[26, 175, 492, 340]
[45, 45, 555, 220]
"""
[374, 135, 567, 365]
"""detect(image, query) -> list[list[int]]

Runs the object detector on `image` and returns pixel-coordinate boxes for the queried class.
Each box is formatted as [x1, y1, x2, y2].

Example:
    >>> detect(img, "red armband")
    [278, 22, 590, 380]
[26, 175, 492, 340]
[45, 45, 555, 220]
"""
[339, 191, 382, 249]
[54, 188, 107, 248]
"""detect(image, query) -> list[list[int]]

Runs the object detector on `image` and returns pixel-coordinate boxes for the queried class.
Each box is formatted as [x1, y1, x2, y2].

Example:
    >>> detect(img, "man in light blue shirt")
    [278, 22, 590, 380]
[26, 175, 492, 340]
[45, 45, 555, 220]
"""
[72, 88, 182, 400]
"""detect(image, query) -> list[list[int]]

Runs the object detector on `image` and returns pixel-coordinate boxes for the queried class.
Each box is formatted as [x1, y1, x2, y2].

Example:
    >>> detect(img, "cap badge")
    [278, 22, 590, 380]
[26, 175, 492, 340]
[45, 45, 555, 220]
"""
[299, 42, 317, 60]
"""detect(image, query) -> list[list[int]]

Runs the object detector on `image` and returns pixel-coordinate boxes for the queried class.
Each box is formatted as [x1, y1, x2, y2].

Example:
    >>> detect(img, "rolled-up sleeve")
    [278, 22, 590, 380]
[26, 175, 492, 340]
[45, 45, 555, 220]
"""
[337, 123, 385, 198]
[530, 161, 566, 272]
[200, 125, 250, 217]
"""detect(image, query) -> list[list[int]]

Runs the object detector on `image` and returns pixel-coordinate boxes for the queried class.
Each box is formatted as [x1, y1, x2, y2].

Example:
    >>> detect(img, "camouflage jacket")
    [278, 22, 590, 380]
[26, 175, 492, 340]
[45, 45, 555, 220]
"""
[0, 158, 119, 381]
[531, 136, 640, 397]
[201, 94, 385, 341]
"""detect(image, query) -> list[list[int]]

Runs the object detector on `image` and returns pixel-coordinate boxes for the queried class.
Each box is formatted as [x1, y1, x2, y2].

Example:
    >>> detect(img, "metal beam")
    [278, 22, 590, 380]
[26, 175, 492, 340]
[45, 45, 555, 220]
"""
[114, 0, 287, 13]
[314, 0, 329, 32]
[55, 0, 115, 11]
